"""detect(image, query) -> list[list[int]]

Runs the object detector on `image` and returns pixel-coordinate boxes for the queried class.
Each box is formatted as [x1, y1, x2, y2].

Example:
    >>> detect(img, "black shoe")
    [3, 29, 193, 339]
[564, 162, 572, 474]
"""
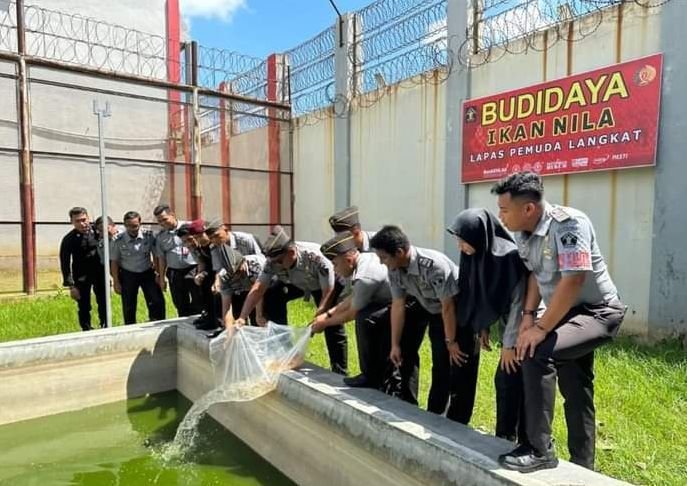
[343, 374, 371, 388]
[499, 444, 558, 473]
[205, 329, 224, 339]
[192, 311, 208, 326]
[195, 319, 219, 331]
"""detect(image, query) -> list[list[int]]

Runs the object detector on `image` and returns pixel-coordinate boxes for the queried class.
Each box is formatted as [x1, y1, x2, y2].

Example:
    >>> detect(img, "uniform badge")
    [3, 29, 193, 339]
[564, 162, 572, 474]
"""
[418, 257, 434, 269]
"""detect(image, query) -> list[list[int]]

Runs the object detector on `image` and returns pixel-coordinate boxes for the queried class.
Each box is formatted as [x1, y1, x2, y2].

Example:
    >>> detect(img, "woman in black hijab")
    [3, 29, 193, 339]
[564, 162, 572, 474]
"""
[447, 208, 528, 444]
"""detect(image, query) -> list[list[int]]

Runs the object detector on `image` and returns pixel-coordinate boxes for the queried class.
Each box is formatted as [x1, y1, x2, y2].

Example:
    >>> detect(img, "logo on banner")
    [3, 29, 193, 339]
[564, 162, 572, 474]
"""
[634, 64, 657, 87]
[465, 106, 478, 123]
[571, 157, 589, 168]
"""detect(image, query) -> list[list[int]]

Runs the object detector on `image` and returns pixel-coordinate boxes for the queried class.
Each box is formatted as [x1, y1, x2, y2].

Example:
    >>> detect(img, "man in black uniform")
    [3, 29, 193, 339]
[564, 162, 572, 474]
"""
[177, 219, 221, 330]
[59, 207, 106, 331]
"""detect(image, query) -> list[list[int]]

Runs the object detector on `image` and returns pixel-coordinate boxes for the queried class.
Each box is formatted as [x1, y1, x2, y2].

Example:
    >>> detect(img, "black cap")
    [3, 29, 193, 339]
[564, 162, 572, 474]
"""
[321, 231, 358, 260]
[328, 206, 360, 232]
[263, 226, 292, 258]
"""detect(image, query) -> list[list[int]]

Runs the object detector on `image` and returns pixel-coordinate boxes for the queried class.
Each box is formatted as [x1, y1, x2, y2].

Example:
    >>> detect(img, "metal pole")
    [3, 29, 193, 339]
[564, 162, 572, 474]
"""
[93, 100, 113, 329]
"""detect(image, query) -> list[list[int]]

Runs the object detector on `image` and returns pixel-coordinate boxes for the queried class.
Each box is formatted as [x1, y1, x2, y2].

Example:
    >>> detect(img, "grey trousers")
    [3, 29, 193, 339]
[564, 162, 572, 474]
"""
[523, 299, 626, 469]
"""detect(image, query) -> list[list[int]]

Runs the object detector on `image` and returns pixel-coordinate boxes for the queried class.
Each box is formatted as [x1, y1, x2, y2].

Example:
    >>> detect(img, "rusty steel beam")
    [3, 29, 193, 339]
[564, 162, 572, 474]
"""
[16, 0, 36, 294]
[191, 86, 202, 219]
[0, 51, 291, 113]
[219, 81, 232, 226]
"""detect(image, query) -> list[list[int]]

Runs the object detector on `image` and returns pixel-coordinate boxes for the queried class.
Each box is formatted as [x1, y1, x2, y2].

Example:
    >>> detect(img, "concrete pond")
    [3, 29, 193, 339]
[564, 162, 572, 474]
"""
[0, 319, 631, 485]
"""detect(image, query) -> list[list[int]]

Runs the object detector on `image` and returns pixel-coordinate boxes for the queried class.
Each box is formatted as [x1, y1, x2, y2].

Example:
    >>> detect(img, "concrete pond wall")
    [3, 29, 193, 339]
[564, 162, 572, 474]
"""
[0, 321, 630, 486]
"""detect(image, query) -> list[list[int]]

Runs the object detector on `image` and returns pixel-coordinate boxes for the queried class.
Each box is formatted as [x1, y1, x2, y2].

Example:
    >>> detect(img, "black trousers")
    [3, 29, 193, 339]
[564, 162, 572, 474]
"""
[523, 300, 625, 469]
[402, 301, 453, 415]
[228, 291, 257, 324]
[495, 362, 528, 444]
[446, 324, 480, 425]
[119, 268, 166, 325]
[199, 270, 221, 325]
[263, 282, 348, 375]
[167, 267, 202, 317]
[358, 303, 419, 405]
[74, 270, 106, 330]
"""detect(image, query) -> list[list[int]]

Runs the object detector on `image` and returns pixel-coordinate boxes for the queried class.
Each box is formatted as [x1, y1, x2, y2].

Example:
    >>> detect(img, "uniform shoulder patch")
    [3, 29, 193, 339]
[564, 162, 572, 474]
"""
[418, 256, 434, 269]
[550, 206, 571, 223]
[559, 231, 578, 248]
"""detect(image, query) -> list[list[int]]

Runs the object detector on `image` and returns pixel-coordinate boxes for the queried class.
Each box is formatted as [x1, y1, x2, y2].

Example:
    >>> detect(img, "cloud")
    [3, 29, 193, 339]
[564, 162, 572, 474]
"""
[180, 0, 246, 21]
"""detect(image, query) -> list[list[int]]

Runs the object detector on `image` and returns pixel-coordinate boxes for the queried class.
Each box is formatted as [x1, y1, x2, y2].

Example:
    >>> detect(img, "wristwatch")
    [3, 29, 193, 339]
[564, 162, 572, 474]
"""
[522, 309, 536, 316]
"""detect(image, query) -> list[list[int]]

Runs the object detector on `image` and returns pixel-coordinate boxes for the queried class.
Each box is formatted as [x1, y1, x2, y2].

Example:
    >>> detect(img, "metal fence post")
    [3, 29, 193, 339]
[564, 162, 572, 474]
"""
[443, 0, 471, 260]
[333, 13, 357, 211]
[93, 100, 113, 329]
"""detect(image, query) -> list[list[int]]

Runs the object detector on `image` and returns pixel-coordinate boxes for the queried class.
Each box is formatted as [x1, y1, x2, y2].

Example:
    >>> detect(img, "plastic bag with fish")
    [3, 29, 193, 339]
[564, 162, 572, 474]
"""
[208, 322, 311, 402]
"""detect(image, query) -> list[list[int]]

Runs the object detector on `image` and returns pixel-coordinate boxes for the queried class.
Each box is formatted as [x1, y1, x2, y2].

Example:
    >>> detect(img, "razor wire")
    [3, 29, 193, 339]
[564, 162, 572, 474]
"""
[460, 0, 673, 68]
[197, 45, 265, 91]
[21, 2, 170, 78]
[353, 0, 448, 97]
[286, 26, 336, 118]
[0, 1, 17, 53]
[293, 0, 450, 124]
[196, 47, 270, 136]
[0, 0, 675, 128]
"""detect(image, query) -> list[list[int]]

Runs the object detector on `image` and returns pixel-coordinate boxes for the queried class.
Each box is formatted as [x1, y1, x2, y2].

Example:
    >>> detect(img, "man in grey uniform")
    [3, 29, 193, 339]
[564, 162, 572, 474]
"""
[111, 211, 166, 324]
[313, 232, 397, 390]
[371, 226, 477, 418]
[328, 206, 376, 252]
[154, 204, 201, 317]
[492, 172, 625, 472]
[236, 226, 348, 375]
[216, 245, 266, 327]
[204, 219, 263, 323]
[205, 220, 262, 259]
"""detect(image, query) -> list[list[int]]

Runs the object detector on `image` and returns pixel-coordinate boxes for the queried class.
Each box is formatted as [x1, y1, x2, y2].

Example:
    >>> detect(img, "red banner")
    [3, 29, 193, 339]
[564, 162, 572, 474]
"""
[461, 54, 663, 183]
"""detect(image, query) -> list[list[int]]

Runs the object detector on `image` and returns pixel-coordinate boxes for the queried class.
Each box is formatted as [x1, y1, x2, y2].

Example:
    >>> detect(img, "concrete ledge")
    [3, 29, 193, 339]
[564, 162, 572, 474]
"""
[176, 324, 631, 486]
[0, 321, 182, 425]
[0, 322, 633, 485]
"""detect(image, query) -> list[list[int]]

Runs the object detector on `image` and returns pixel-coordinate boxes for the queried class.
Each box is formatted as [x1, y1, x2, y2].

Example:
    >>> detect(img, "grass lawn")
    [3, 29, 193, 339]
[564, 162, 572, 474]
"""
[1, 294, 686, 485]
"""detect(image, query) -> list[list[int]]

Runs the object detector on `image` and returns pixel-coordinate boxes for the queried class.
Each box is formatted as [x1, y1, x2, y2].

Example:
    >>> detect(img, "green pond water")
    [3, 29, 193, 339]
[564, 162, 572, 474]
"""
[0, 391, 294, 486]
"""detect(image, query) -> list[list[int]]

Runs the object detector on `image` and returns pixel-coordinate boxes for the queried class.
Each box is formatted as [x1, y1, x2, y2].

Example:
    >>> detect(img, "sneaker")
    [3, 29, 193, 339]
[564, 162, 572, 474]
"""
[343, 374, 372, 388]
[498, 443, 532, 463]
[499, 443, 558, 473]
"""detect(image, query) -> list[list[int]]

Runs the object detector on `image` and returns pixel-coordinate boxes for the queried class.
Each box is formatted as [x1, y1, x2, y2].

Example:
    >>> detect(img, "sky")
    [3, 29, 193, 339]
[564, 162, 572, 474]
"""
[181, 0, 372, 60]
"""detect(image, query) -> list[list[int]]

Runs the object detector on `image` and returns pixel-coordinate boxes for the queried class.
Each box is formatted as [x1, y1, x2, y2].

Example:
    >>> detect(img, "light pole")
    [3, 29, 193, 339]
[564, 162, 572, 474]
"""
[93, 100, 112, 329]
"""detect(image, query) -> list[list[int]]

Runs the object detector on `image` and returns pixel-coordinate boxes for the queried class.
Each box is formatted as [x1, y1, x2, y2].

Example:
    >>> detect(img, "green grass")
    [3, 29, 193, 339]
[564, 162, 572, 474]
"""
[1, 295, 686, 485]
